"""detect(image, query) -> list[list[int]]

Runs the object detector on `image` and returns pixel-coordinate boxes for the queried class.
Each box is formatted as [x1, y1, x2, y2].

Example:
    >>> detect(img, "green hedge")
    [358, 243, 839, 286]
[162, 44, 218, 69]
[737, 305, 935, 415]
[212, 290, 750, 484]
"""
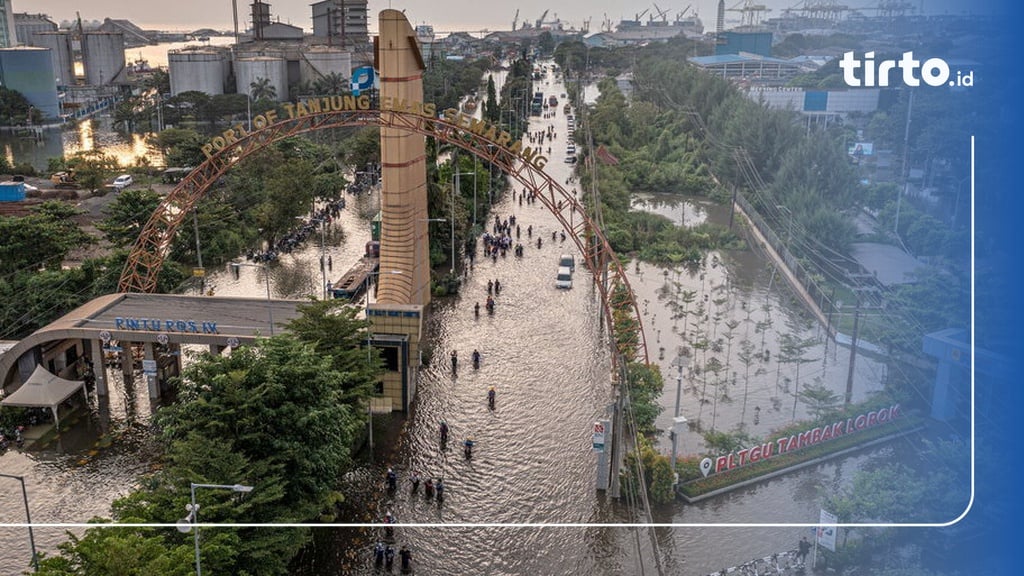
[678, 414, 924, 498]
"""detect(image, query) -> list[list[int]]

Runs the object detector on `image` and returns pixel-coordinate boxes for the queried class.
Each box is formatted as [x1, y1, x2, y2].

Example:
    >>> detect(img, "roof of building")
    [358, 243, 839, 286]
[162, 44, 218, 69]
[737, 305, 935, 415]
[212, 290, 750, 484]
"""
[0, 293, 313, 390]
[689, 53, 795, 66]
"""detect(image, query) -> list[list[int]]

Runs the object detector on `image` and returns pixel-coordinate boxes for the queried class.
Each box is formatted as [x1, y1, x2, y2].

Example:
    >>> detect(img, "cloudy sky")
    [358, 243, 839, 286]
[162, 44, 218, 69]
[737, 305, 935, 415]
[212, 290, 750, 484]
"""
[27, 0, 994, 33]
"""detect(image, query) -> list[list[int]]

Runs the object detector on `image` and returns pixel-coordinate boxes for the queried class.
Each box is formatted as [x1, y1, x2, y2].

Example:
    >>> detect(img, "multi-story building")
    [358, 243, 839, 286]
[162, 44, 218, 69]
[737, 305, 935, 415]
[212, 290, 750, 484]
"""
[311, 0, 369, 48]
[14, 12, 57, 45]
[0, 0, 19, 47]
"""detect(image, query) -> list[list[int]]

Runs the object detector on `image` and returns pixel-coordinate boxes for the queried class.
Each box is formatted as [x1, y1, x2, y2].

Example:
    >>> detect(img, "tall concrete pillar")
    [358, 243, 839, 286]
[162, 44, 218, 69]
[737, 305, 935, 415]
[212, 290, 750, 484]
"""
[121, 340, 134, 395]
[143, 342, 159, 401]
[376, 9, 431, 307]
[90, 339, 108, 396]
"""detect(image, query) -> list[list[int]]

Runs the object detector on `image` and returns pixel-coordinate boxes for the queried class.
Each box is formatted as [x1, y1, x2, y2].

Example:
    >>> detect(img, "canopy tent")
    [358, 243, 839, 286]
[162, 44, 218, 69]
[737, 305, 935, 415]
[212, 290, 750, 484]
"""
[1, 365, 87, 427]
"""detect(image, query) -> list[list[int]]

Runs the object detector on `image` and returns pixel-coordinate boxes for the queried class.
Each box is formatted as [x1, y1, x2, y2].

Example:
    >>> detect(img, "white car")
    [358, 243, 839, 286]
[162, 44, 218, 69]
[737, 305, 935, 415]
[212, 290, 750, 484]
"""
[555, 266, 573, 289]
[112, 174, 133, 189]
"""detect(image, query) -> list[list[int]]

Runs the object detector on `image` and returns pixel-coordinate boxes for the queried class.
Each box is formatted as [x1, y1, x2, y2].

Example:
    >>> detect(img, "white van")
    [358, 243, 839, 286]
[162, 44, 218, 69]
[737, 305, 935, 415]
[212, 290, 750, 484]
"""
[558, 253, 575, 272]
[555, 266, 573, 289]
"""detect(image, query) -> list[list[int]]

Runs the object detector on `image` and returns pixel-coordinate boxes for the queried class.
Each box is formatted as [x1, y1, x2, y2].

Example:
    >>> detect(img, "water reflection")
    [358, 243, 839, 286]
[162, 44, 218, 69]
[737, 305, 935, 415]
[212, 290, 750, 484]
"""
[0, 116, 162, 171]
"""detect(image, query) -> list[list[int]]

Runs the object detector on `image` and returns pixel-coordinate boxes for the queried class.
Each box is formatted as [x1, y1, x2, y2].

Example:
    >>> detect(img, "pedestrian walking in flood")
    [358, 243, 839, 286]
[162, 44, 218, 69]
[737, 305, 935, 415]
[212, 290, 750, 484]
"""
[385, 545, 395, 570]
[386, 468, 397, 491]
[399, 546, 413, 573]
[798, 536, 811, 566]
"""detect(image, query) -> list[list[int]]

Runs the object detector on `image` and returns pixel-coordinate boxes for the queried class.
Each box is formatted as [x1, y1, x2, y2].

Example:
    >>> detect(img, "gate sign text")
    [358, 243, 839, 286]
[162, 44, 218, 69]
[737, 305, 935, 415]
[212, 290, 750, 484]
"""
[115, 317, 219, 334]
[711, 404, 902, 475]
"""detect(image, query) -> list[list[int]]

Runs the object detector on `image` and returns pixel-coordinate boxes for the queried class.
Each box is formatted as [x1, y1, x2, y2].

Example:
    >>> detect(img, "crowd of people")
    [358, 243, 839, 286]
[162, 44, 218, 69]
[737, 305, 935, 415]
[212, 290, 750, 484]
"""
[245, 198, 346, 263]
[370, 74, 582, 571]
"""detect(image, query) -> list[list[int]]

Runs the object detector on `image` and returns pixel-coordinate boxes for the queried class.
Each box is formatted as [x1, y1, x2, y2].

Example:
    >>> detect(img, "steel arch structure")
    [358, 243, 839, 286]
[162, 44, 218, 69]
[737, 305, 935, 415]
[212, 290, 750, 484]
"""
[118, 109, 648, 365]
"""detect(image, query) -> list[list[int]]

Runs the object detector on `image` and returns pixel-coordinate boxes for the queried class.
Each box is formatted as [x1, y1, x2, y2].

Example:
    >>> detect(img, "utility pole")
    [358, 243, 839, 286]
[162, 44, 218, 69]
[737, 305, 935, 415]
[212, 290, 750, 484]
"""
[894, 90, 914, 238]
[844, 297, 861, 405]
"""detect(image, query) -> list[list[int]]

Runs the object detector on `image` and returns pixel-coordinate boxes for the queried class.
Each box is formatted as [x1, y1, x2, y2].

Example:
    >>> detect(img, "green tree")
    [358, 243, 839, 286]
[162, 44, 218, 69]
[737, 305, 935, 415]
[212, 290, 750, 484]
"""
[484, 75, 500, 123]
[0, 86, 44, 125]
[0, 202, 92, 275]
[65, 150, 120, 193]
[98, 188, 164, 247]
[249, 77, 277, 102]
[312, 72, 349, 95]
[150, 128, 208, 167]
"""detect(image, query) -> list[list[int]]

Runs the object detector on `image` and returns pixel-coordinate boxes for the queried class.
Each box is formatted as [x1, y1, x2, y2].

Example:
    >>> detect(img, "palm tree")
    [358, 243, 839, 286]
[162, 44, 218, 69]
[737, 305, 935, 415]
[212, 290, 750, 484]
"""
[250, 77, 277, 102]
[312, 72, 349, 95]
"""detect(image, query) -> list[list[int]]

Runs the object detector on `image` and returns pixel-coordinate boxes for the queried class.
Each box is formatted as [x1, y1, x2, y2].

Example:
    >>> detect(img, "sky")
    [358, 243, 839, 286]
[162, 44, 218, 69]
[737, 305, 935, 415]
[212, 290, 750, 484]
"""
[25, 0, 996, 34]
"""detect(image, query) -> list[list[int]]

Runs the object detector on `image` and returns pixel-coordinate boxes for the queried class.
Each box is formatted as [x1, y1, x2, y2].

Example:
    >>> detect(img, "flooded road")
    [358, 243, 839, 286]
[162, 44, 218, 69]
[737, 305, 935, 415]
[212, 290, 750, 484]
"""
[2, 63, 903, 575]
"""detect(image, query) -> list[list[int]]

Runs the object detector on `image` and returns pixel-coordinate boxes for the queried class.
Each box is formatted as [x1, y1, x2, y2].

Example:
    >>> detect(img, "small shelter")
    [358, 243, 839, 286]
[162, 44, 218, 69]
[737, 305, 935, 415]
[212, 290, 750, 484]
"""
[0, 365, 87, 427]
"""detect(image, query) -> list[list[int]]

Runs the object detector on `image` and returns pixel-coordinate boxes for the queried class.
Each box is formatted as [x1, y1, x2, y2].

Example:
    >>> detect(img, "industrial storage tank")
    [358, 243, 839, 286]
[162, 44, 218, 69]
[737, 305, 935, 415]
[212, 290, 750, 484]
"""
[81, 32, 127, 86]
[0, 48, 60, 119]
[29, 31, 75, 86]
[169, 48, 228, 96]
[300, 48, 352, 88]
[235, 56, 288, 102]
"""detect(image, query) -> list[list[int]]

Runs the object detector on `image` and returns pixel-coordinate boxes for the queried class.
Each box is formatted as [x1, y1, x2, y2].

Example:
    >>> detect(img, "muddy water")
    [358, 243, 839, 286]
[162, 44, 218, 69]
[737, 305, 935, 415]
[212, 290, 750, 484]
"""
[0, 194, 377, 574]
[2, 64, 903, 575]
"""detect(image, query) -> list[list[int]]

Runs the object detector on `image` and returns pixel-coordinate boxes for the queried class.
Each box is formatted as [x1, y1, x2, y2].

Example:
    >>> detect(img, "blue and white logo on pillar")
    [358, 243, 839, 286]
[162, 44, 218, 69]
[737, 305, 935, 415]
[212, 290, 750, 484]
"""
[351, 66, 377, 96]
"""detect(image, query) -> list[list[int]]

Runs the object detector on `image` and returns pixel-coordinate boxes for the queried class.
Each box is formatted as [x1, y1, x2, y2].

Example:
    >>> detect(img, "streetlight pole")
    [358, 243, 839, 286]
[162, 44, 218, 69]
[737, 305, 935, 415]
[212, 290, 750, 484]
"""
[669, 355, 687, 477]
[420, 216, 449, 274]
[178, 483, 254, 576]
[246, 90, 252, 131]
[0, 473, 38, 572]
[231, 262, 274, 335]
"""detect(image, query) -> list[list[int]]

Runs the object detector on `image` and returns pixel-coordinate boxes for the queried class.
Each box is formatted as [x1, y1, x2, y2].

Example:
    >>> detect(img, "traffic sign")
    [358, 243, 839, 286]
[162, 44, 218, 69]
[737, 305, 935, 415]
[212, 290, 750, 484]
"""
[592, 420, 608, 453]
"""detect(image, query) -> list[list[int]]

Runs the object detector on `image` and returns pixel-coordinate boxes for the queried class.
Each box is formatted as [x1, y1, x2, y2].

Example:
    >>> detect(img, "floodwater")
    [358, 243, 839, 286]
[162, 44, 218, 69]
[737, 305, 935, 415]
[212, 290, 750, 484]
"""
[1, 115, 162, 172]
[295, 65, 897, 576]
[3, 64, 906, 575]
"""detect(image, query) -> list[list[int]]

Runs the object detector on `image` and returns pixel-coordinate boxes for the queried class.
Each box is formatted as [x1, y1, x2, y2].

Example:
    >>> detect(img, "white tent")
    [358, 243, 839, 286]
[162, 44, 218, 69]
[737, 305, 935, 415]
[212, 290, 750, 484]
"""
[1, 365, 87, 427]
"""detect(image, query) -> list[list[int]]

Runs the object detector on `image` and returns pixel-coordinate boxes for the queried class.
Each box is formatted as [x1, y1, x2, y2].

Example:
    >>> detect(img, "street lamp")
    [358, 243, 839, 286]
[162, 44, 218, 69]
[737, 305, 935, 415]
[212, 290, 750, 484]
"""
[246, 89, 253, 131]
[230, 262, 274, 335]
[669, 354, 689, 479]
[177, 482, 254, 576]
[425, 213, 453, 275]
[0, 473, 38, 572]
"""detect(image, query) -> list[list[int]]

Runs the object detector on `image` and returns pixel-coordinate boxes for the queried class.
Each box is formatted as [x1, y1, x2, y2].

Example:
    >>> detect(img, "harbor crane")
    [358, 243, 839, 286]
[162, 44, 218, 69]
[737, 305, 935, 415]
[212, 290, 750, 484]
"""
[652, 4, 671, 22]
[536, 9, 549, 29]
[512, 9, 519, 31]
[727, 0, 772, 27]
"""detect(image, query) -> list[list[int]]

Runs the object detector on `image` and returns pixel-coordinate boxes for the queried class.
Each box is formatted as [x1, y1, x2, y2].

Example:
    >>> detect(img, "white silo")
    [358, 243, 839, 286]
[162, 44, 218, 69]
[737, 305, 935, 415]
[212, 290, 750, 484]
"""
[169, 48, 227, 96]
[81, 32, 127, 85]
[235, 56, 288, 102]
[29, 31, 75, 85]
[300, 48, 352, 89]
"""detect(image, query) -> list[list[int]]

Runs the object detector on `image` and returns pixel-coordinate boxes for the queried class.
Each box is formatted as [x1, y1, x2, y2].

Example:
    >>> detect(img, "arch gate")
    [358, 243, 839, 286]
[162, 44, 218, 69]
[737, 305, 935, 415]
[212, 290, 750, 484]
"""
[118, 108, 648, 365]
